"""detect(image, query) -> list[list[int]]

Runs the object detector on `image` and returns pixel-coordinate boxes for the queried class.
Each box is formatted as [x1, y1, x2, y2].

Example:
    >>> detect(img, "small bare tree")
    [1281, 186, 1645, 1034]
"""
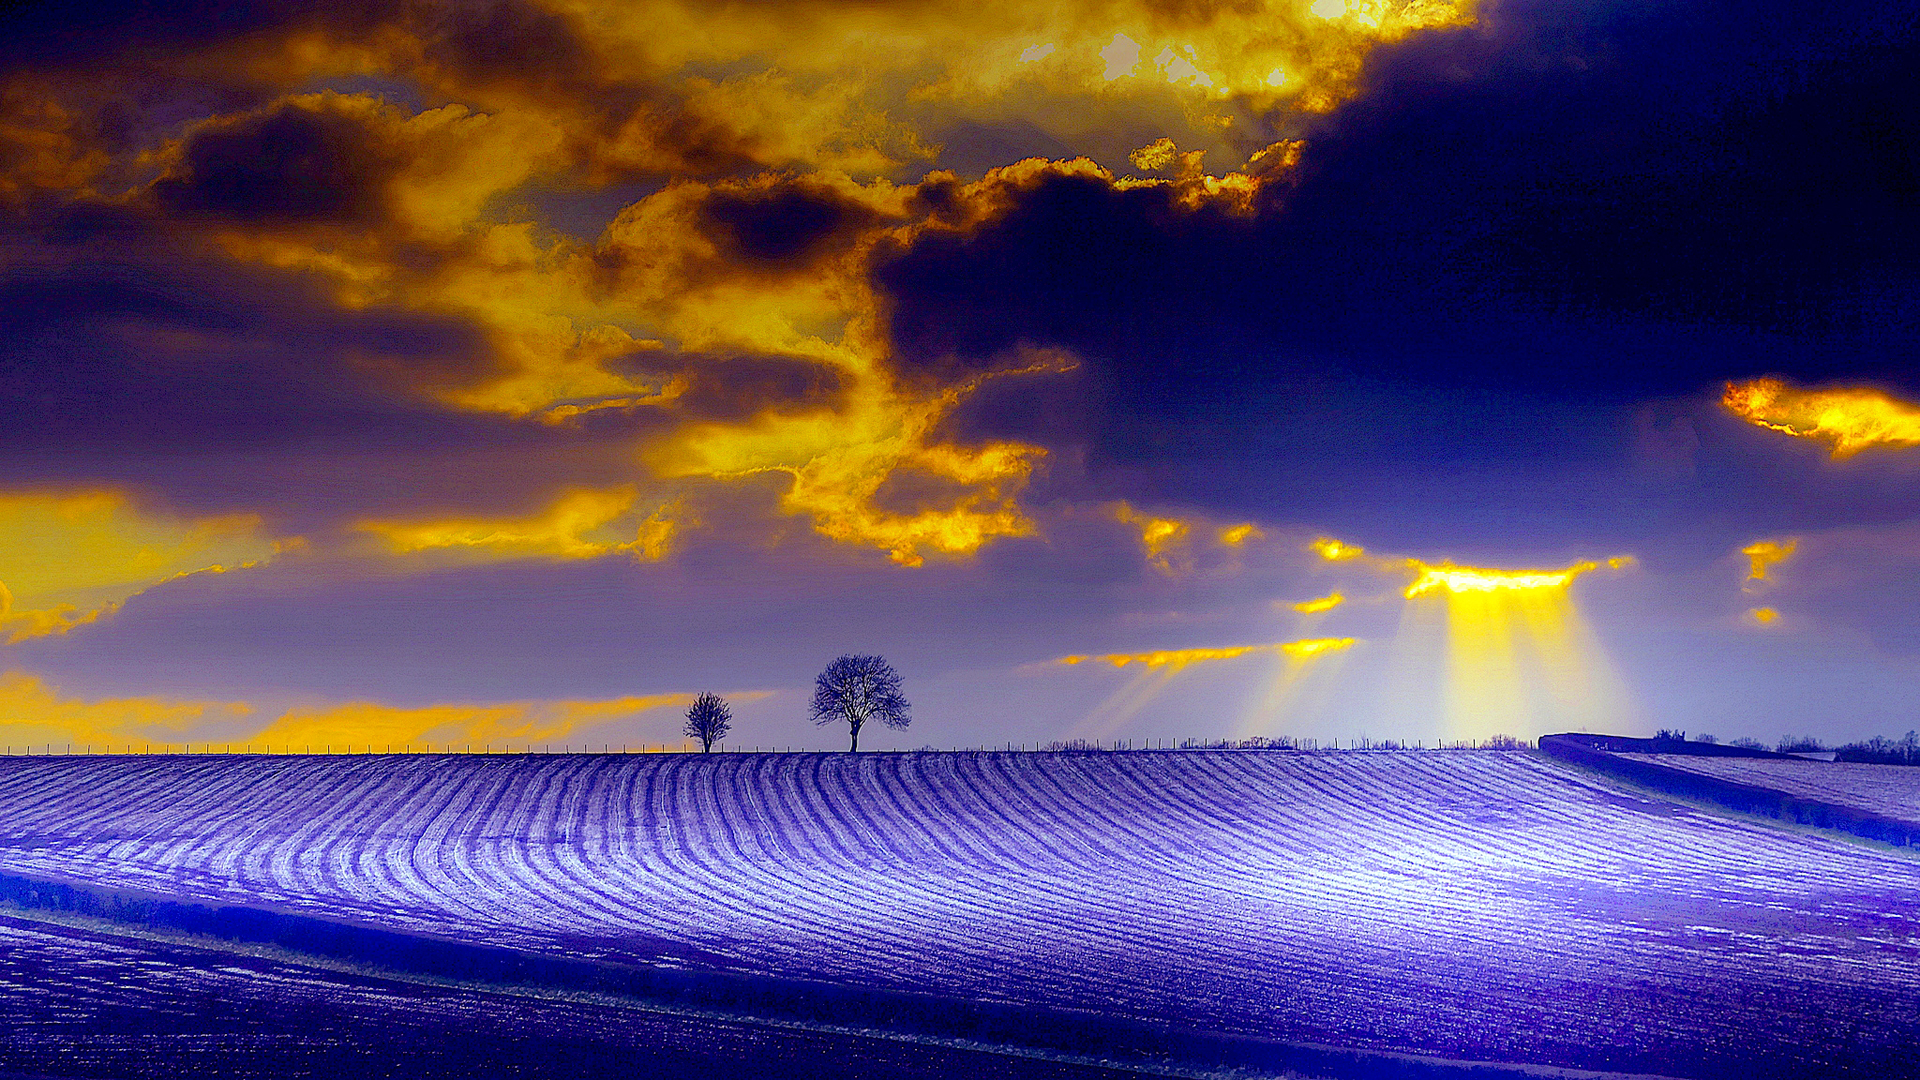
[809, 655, 909, 752]
[684, 692, 732, 752]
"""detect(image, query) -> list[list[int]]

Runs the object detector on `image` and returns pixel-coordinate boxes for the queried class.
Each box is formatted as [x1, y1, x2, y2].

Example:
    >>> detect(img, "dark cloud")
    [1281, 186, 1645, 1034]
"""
[701, 181, 886, 268]
[152, 100, 404, 226]
[879, 0, 1920, 409]
[0, 0, 755, 191]
[874, 0, 1920, 551]
[0, 238, 500, 457]
[0, 0, 583, 87]
[0, 0, 369, 73]
[415, 0, 596, 92]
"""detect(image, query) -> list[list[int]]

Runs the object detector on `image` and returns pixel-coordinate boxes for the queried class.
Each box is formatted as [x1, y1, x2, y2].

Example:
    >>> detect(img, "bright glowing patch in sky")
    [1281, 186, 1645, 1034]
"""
[1063, 638, 1356, 739]
[1059, 637, 1353, 671]
[1311, 0, 1349, 18]
[1748, 607, 1781, 625]
[1723, 378, 1920, 457]
[1311, 536, 1365, 561]
[1741, 538, 1797, 584]
[1060, 644, 1262, 669]
[1218, 522, 1263, 547]
[1397, 558, 1628, 740]
[1282, 637, 1354, 658]
[1404, 560, 1597, 597]
[1293, 591, 1345, 613]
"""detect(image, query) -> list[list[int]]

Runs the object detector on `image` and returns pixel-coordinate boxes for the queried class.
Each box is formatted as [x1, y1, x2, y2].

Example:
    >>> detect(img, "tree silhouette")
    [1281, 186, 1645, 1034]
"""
[809, 655, 909, 752]
[684, 692, 732, 753]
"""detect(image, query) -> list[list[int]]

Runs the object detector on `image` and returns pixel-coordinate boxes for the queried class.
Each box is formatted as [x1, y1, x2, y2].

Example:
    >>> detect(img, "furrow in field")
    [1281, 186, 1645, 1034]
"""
[1633, 754, 1920, 823]
[3, 751, 1920, 1080]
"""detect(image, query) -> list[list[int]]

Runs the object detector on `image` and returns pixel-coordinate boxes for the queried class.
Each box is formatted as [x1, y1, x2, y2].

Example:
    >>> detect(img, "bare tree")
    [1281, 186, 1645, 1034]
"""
[684, 692, 732, 752]
[809, 655, 909, 752]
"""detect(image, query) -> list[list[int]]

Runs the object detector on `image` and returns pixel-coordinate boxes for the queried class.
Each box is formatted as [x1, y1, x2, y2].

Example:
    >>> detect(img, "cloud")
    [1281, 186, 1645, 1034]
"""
[0, 671, 252, 748]
[1723, 379, 1920, 458]
[357, 486, 678, 563]
[1741, 538, 1798, 586]
[1293, 590, 1344, 613]
[1310, 536, 1364, 562]
[1403, 559, 1601, 598]
[0, 489, 282, 642]
[1056, 636, 1354, 669]
[249, 692, 709, 749]
[701, 180, 889, 268]
[152, 98, 411, 227]
[1217, 522, 1263, 546]
[4, 0, 1916, 585]
[1108, 500, 1194, 573]
[0, 669, 769, 750]
[1129, 136, 1178, 171]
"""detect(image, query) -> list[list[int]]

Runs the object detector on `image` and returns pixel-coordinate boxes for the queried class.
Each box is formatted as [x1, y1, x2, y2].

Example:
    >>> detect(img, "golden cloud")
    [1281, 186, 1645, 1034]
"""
[1403, 559, 1600, 598]
[6, 0, 1448, 576]
[0, 670, 770, 751]
[1293, 590, 1344, 613]
[1217, 522, 1264, 547]
[0, 489, 283, 642]
[250, 692, 711, 750]
[1058, 636, 1354, 670]
[1740, 538, 1797, 585]
[1723, 378, 1920, 458]
[0, 672, 252, 749]
[1309, 535, 1364, 561]
[1108, 501, 1194, 573]
[358, 486, 678, 563]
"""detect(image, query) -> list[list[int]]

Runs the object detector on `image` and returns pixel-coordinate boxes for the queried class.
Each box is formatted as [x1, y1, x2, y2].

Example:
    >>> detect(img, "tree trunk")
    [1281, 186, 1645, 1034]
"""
[849, 723, 860, 753]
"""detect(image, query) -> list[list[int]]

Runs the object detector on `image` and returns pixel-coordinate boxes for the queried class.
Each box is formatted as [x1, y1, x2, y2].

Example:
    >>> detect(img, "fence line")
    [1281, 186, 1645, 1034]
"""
[0, 735, 1536, 757]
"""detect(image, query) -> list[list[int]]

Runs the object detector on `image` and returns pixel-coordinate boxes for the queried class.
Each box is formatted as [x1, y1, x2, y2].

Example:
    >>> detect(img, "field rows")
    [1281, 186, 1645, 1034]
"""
[0, 751, 1917, 1077]
[1629, 754, 1920, 823]
[0, 915, 1130, 1080]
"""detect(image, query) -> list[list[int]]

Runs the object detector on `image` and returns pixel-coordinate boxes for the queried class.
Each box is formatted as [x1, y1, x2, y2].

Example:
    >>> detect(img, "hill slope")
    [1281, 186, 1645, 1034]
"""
[0, 750, 1916, 1077]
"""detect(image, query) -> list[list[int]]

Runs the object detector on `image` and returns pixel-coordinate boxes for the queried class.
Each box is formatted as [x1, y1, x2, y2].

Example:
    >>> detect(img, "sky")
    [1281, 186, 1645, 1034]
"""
[1, 0, 1917, 753]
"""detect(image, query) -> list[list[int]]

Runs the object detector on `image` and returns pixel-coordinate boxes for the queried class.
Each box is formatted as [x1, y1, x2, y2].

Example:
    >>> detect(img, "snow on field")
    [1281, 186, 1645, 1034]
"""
[0, 915, 1120, 1080]
[1628, 754, 1920, 824]
[0, 751, 1916, 1078]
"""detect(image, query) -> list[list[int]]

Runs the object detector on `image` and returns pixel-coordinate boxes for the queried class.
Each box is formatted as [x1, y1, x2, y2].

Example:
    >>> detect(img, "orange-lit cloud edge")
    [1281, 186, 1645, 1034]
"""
[0, 671, 773, 751]
[1724, 378, 1920, 457]
[1057, 637, 1357, 670]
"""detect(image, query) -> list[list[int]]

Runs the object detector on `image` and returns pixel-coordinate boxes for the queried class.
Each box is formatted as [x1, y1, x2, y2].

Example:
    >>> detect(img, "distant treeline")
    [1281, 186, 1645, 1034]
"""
[1653, 730, 1920, 766]
[1833, 732, 1920, 766]
[1039, 735, 1532, 752]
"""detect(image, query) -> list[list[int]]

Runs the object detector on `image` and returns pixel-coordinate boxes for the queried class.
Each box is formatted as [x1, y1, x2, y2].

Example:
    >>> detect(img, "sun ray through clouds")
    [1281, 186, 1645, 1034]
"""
[1397, 559, 1633, 741]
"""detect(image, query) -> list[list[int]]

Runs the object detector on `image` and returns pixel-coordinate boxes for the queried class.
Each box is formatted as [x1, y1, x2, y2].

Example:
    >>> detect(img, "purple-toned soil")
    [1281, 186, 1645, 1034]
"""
[1628, 754, 1920, 824]
[0, 914, 1139, 1080]
[0, 750, 1916, 1078]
